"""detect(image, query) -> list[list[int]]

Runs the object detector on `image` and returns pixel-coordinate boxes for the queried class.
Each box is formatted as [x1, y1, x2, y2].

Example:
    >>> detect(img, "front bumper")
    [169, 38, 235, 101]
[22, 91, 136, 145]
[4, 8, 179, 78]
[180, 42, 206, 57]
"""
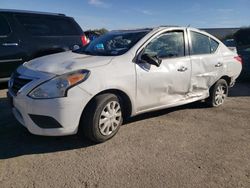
[8, 66, 92, 136]
[9, 86, 91, 136]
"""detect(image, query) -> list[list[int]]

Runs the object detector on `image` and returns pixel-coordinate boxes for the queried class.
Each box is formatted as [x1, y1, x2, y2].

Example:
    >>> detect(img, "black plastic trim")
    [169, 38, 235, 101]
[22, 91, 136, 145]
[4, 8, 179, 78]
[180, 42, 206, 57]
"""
[29, 114, 63, 129]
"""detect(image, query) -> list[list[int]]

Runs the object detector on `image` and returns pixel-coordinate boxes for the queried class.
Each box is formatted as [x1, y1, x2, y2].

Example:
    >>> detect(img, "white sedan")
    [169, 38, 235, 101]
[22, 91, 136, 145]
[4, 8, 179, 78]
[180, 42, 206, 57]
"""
[8, 26, 242, 142]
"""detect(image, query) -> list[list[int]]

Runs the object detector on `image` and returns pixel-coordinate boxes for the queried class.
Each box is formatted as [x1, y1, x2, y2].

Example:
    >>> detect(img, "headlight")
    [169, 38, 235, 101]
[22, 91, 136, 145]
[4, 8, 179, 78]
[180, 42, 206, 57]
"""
[28, 70, 90, 99]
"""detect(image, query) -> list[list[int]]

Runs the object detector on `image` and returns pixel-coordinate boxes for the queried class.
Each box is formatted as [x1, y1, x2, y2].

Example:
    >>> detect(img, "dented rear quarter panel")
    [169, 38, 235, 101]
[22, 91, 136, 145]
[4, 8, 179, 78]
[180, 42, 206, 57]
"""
[220, 45, 242, 81]
[189, 51, 224, 93]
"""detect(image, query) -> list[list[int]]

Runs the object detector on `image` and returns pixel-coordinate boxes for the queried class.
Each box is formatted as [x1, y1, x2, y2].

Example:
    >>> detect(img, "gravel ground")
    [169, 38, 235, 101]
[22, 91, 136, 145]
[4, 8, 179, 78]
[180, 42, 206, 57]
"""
[0, 83, 250, 188]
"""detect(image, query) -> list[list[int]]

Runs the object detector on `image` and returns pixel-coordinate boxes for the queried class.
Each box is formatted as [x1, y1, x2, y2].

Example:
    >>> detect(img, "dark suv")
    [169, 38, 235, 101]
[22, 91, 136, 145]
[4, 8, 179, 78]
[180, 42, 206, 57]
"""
[0, 9, 88, 82]
[234, 28, 250, 79]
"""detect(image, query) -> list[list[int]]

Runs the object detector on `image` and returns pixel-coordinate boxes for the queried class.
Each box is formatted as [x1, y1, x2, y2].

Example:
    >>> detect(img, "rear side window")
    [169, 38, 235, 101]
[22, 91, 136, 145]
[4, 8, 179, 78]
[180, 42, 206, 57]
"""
[190, 31, 210, 55]
[210, 38, 219, 53]
[0, 15, 11, 36]
[16, 14, 81, 36]
[190, 31, 219, 55]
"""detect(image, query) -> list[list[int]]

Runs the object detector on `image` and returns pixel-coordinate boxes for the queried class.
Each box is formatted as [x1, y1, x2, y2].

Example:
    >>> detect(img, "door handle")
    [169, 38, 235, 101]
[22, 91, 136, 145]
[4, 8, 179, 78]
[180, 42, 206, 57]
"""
[2, 43, 19, 47]
[215, 62, 223, 67]
[177, 66, 188, 72]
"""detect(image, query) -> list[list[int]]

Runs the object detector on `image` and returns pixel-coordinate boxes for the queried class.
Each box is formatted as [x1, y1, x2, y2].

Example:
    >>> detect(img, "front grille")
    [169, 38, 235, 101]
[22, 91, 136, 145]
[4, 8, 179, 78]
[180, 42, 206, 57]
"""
[10, 72, 33, 95]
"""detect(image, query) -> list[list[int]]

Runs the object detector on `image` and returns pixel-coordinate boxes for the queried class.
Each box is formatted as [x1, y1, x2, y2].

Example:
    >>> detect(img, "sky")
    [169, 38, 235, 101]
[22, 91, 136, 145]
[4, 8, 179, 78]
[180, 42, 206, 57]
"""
[1, 0, 250, 30]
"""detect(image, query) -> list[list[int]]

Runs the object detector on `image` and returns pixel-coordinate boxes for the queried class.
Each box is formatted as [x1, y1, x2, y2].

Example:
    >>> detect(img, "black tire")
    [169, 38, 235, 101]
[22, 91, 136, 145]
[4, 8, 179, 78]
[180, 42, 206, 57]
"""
[80, 93, 123, 143]
[206, 79, 228, 107]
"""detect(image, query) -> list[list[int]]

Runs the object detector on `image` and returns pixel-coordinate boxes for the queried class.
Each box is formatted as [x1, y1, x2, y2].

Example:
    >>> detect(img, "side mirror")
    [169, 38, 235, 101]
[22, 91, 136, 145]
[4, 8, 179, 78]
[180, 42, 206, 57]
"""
[139, 53, 162, 67]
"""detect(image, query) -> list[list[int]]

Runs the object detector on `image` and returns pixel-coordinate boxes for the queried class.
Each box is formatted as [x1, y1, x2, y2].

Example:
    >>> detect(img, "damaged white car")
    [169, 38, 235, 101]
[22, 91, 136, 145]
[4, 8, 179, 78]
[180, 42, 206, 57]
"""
[8, 27, 242, 142]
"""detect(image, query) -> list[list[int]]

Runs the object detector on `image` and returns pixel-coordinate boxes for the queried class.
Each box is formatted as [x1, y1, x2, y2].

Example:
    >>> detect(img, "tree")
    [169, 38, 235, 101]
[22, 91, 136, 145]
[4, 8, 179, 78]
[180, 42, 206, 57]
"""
[85, 28, 108, 35]
[234, 27, 250, 47]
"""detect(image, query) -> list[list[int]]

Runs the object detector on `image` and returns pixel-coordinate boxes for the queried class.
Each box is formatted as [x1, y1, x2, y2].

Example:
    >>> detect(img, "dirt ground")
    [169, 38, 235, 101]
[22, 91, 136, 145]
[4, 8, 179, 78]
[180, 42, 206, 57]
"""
[0, 82, 250, 188]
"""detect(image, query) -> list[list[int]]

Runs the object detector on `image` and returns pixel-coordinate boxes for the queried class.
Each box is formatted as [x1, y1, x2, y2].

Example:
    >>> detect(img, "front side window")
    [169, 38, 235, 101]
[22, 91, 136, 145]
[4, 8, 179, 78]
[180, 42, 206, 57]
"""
[144, 31, 185, 58]
[0, 15, 11, 36]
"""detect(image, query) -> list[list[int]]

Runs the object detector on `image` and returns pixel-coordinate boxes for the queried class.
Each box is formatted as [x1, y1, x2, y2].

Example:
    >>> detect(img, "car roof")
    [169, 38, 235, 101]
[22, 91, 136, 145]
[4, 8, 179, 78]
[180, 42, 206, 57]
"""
[111, 28, 153, 33]
[102, 26, 219, 41]
[110, 26, 204, 33]
[0, 9, 66, 17]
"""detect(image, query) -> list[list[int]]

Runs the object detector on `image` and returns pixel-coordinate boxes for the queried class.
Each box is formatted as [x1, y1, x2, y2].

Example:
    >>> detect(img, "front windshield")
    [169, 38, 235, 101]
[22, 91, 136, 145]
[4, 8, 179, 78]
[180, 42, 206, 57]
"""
[75, 30, 150, 56]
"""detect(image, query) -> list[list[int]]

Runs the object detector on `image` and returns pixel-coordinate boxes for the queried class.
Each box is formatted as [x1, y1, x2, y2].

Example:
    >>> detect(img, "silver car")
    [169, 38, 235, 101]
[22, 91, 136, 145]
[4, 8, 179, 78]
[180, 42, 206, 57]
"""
[8, 26, 242, 142]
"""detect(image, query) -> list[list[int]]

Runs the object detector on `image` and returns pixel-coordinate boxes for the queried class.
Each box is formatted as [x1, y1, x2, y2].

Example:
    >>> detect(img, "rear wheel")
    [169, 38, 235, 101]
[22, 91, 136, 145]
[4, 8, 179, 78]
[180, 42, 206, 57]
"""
[206, 79, 228, 107]
[81, 93, 123, 143]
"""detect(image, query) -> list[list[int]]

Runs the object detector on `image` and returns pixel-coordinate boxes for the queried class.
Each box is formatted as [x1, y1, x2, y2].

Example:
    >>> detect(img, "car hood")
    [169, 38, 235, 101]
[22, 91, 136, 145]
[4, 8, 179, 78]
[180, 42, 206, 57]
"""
[23, 51, 113, 75]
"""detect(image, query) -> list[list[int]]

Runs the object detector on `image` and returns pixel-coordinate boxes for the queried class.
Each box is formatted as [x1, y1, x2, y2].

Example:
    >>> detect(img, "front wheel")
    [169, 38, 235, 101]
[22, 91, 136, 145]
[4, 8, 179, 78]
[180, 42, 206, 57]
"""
[206, 79, 228, 107]
[80, 93, 123, 143]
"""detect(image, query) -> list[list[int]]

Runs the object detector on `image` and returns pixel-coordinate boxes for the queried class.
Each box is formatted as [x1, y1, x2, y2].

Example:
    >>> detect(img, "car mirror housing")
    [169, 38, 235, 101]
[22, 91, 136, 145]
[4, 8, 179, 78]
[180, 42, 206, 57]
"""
[139, 53, 162, 67]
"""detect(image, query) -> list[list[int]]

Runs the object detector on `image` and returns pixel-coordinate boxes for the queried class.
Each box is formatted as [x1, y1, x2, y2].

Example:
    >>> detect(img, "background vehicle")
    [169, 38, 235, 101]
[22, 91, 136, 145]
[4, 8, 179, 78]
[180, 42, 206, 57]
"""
[8, 27, 242, 143]
[223, 39, 238, 53]
[234, 28, 250, 79]
[0, 9, 88, 82]
[84, 30, 101, 42]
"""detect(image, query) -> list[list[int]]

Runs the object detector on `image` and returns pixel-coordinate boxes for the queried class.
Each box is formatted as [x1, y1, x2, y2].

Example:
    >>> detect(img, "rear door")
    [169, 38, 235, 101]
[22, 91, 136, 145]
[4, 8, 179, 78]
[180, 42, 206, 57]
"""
[188, 30, 223, 93]
[0, 14, 23, 79]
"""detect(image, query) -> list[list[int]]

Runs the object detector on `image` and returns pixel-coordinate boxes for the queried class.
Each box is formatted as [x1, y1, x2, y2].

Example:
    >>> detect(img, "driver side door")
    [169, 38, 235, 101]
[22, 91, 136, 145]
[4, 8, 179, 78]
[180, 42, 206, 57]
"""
[135, 30, 192, 112]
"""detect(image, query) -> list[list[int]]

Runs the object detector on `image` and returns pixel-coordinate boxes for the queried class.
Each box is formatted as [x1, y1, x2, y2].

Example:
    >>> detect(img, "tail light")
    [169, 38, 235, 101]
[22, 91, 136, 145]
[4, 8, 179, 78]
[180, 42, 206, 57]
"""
[81, 35, 89, 46]
[234, 56, 243, 64]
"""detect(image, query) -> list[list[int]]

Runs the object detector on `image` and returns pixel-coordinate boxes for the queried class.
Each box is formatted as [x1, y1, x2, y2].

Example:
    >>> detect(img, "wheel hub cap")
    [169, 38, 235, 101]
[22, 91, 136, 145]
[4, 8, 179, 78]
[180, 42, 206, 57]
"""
[99, 101, 122, 136]
[215, 84, 227, 105]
